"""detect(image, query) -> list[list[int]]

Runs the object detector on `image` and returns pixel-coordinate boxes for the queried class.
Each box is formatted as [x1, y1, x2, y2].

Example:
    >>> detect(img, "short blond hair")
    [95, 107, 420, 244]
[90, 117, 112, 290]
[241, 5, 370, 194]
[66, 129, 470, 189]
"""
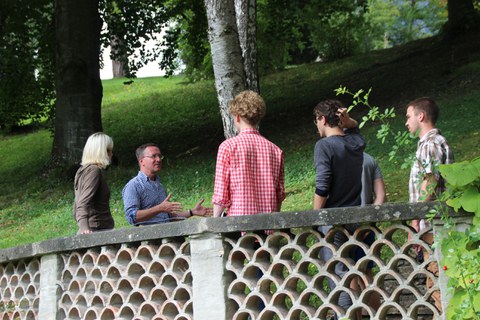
[81, 132, 113, 169]
[228, 90, 266, 126]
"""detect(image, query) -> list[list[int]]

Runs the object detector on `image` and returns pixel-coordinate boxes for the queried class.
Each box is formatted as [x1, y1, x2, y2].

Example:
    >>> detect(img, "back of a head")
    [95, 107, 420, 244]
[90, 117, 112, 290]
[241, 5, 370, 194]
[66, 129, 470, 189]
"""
[407, 97, 439, 124]
[228, 90, 266, 126]
[81, 132, 113, 169]
[313, 99, 343, 127]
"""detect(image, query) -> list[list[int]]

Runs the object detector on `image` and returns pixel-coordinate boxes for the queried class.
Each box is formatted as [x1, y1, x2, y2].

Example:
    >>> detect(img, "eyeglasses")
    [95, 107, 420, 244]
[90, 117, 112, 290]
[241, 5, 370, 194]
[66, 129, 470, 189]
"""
[143, 154, 164, 160]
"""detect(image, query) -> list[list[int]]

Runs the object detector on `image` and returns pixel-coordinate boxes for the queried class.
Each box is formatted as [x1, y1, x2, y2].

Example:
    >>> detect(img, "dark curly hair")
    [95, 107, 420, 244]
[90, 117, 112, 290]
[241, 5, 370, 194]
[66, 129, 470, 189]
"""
[313, 99, 344, 127]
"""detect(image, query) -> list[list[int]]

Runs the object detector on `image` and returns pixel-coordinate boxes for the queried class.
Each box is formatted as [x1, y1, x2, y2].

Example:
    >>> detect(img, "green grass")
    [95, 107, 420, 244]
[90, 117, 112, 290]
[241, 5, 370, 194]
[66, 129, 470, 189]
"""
[1, 32, 479, 249]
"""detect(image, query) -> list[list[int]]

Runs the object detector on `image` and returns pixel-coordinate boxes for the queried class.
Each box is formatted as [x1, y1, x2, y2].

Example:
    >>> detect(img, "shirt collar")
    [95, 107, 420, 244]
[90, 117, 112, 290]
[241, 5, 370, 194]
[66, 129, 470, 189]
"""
[419, 128, 440, 143]
[239, 128, 260, 135]
[137, 171, 157, 182]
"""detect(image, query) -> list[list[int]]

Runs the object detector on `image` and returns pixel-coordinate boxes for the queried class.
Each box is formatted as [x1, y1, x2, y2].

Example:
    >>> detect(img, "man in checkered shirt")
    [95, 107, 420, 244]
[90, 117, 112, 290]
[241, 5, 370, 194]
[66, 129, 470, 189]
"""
[212, 90, 285, 218]
[405, 97, 454, 312]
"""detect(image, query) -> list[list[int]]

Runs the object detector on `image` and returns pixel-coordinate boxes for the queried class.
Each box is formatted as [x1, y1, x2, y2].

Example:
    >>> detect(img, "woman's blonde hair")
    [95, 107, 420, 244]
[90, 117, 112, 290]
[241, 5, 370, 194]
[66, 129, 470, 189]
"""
[81, 132, 114, 169]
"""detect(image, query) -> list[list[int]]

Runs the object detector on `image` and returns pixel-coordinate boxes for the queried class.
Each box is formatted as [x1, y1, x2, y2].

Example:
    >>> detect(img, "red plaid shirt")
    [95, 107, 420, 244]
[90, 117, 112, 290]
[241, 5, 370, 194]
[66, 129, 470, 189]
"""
[213, 128, 285, 216]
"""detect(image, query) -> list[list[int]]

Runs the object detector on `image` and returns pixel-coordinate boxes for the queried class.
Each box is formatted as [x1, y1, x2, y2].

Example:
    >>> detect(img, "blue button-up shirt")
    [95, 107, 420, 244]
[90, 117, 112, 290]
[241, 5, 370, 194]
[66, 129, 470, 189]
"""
[122, 171, 171, 226]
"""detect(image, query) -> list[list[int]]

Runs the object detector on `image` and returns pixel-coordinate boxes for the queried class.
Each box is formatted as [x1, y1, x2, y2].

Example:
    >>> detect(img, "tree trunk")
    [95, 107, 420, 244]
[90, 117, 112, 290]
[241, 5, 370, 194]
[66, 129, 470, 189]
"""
[204, 0, 246, 139]
[52, 0, 103, 165]
[446, 0, 479, 34]
[235, 0, 259, 93]
[110, 34, 127, 78]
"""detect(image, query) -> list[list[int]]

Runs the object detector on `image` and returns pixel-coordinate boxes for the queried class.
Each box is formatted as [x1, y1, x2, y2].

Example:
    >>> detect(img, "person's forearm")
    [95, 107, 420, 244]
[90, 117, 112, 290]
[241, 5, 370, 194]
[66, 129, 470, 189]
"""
[314, 194, 327, 209]
[135, 205, 165, 222]
[420, 175, 437, 202]
[373, 179, 387, 205]
[213, 204, 225, 217]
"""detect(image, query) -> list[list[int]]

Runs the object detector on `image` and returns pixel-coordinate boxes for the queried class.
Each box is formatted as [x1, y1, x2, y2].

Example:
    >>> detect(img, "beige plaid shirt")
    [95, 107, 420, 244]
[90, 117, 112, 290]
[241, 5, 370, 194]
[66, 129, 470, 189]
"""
[409, 128, 454, 203]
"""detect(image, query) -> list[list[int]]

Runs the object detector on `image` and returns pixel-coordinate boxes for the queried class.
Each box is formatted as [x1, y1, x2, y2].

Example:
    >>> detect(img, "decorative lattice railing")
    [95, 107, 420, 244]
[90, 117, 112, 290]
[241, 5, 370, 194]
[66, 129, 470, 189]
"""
[0, 203, 470, 320]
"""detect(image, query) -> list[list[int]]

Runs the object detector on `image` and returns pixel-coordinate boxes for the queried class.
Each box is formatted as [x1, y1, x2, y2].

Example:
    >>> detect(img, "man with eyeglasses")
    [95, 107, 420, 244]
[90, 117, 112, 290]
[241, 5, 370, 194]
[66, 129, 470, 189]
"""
[122, 143, 211, 226]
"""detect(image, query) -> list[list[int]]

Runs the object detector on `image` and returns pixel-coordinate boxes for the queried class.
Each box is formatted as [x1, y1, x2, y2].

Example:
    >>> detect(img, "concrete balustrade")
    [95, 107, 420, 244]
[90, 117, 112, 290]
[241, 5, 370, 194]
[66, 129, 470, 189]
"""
[0, 202, 471, 320]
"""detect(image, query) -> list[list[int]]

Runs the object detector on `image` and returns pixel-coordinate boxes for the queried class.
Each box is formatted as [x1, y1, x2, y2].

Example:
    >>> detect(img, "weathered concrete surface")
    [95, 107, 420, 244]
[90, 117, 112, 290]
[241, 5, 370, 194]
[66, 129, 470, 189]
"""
[0, 202, 456, 263]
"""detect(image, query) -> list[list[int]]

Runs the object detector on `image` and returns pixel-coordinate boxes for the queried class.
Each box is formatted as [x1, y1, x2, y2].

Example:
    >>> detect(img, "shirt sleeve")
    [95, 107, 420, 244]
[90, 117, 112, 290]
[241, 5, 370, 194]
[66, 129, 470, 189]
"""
[212, 142, 232, 208]
[314, 140, 331, 197]
[418, 140, 443, 179]
[122, 182, 140, 225]
[75, 166, 101, 232]
[277, 152, 286, 206]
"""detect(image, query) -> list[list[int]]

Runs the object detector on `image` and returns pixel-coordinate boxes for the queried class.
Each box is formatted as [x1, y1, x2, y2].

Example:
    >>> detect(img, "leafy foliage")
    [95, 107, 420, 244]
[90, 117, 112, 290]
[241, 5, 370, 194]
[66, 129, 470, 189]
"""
[0, 0, 55, 131]
[436, 158, 480, 319]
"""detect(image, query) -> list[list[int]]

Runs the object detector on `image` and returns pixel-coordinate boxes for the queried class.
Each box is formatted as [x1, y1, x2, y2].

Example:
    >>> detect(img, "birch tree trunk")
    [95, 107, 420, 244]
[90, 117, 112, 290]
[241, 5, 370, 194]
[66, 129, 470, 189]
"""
[235, 0, 259, 93]
[52, 0, 103, 165]
[204, 0, 246, 139]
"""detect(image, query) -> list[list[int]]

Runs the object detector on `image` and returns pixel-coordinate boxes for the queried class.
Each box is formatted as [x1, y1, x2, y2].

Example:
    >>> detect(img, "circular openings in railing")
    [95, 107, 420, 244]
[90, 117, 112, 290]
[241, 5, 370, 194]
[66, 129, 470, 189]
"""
[105, 266, 121, 281]
[25, 309, 36, 320]
[238, 234, 263, 251]
[138, 275, 156, 292]
[67, 306, 84, 320]
[83, 280, 96, 295]
[157, 244, 177, 265]
[287, 306, 315, 320]
[26, 258, 40, 274]
[228, 249, 249, 270]
[84, 308, 99, 320]
[179, 241, 191, 256]
[9, 274, 19, 286]
[18, 297, 30, 310]
[109, 292, 126, 308]
[283, 276, 306, 294]
[148, 261, 167, 277]
[252, 249, 272, 270]
[66, 253, 82, 270]
[99, 307, 116, 320]
[383, 225, 411, 248]
[118, 304, 135, 319]
[150, 288, 168, 305]
[312, 273, 336, 296]
[90, 267, 103, 280]
[115, 248, 134, 266]
[160, 301, 181, 318]
[139, 302, 157, 318]
[171, 256, 190, 275]
[228, 279, 251, 304]
[91, 295, 104, 308]
[0, 275, 7, 289]
[97, 250, 115, 267]
[61, 269, 73, 284]
[293, 229, 322, 250]
[127, 290, 146, 305]
[298, 289, 323, 309]
[296, 260, 319, 279]
[376, 302, 407, 319]
[13, 286, 24, 300]
[172, 286, 191, 305]
[271, 291, 295, 312]
[374, 271, 402, 295]
[258, 276, 279, 298]
[2, 288, 12, 299]
[74, 294, 88, 309]
[244, 294, 267, 312]
[14, 261, 27, 275]
[258, 308, 283, 320]
[116, 278, 134, 294]
[370, 241, 397, 266]
[265, 232, 291, 251]
[135, 246, 155, 264]
[126, 262, 146, 278]
[267, 261, 292, 282]
[81, 253, 97, 270]
[159, 274, 178, 291]
[3, 263, 14, 277]
[60, 292, 73, 307]
[98, 280, 114, 297]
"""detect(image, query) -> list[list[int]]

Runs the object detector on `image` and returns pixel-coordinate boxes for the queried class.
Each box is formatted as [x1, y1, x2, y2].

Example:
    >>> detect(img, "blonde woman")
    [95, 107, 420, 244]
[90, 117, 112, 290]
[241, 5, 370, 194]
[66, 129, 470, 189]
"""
[73, 132, 115, 234]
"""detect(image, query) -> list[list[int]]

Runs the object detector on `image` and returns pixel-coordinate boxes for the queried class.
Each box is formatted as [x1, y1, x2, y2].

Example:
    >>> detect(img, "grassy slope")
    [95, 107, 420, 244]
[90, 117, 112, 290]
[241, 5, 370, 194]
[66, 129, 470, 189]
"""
[0, 32, 479, 249]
